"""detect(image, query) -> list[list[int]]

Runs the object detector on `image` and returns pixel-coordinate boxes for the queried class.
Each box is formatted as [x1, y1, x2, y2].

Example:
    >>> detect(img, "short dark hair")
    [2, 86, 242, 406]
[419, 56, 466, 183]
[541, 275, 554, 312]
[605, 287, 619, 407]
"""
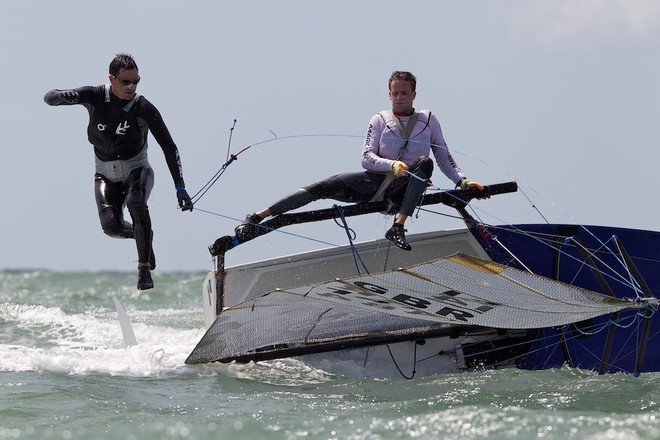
[389, 71, 417, 92]
[109, 53, 138, 76]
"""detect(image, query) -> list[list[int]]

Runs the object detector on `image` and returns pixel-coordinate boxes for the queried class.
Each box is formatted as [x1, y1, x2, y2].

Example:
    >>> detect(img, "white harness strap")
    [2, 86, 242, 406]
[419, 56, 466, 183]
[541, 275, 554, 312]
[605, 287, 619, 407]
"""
[368, 173, 397, 203]
[368, 110, 420, 203]
[103, 84, 141, 111]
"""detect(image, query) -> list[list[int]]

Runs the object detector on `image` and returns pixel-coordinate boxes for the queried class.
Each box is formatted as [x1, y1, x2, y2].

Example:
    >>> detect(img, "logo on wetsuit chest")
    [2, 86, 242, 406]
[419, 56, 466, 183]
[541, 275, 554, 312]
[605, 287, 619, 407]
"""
[115, 121, 130, 134]
[96, 121, 131, 135]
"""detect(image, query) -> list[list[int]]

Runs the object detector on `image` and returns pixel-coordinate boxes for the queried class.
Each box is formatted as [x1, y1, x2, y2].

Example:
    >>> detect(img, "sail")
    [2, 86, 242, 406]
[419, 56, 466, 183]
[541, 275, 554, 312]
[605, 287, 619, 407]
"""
[186, 253, 647, 365]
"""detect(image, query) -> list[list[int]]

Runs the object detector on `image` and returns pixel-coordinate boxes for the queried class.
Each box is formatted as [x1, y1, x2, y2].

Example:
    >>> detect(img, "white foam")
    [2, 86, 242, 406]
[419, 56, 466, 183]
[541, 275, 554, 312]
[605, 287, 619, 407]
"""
[0, 302, 206, 377]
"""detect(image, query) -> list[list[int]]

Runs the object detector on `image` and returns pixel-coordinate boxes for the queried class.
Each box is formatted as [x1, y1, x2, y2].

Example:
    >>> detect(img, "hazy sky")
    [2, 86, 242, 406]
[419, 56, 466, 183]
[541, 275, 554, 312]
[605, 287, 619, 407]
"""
[2, 0, 659, 273]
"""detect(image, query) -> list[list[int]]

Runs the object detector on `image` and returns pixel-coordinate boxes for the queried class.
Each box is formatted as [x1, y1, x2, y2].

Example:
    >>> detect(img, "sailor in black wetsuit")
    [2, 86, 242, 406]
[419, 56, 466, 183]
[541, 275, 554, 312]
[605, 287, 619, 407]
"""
[44, 53, 193, 290]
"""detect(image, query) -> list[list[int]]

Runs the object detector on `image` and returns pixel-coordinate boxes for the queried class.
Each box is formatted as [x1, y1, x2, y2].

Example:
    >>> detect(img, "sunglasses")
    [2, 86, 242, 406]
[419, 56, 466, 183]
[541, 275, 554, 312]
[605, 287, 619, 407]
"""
[114, 76, 141, 86]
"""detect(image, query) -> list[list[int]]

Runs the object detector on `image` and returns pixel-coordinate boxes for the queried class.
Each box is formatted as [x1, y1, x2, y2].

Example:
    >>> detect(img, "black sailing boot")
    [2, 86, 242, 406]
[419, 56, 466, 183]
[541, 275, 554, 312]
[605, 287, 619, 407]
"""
[137, 266, 154, 290]
[234, 213, 264, 241]
[385, 222, 412, 251]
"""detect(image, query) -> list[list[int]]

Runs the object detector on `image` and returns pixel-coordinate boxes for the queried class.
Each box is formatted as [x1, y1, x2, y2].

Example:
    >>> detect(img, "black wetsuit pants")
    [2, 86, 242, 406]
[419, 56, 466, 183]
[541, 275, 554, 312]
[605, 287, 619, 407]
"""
[94, 166, 154, 265]
[269, 156, 434, 217]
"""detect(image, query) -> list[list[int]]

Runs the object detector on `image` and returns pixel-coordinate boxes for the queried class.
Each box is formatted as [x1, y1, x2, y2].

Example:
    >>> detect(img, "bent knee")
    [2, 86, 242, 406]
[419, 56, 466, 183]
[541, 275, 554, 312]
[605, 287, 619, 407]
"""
[101, 221, 132, 238]
[412, 156, 434, 177]
[98, 207, 132, 238]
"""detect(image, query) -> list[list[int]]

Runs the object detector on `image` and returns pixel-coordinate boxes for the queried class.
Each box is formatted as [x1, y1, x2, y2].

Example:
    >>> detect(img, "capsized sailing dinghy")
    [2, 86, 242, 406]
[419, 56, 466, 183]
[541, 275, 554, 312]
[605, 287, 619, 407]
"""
[187, 182, 660, 377]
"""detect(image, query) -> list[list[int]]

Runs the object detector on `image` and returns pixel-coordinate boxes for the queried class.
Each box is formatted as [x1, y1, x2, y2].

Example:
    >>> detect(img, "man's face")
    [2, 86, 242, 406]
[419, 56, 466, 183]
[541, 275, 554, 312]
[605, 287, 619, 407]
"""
[109, 68, 140, 100]
[389, 80, 416, 114]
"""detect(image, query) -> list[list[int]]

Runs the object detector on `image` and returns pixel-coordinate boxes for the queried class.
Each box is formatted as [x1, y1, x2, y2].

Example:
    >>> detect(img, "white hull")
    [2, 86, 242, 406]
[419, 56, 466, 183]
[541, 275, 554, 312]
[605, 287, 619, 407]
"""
[222, 227, 488, 308]
[300, 330, 523, 379]
[201, 228, 517, 377]
[190, 181, 660, 376]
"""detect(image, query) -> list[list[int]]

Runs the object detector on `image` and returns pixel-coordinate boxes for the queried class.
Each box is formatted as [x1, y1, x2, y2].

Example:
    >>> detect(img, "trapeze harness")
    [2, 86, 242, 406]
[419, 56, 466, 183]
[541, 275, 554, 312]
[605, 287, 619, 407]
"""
[266, 110, 433, 217]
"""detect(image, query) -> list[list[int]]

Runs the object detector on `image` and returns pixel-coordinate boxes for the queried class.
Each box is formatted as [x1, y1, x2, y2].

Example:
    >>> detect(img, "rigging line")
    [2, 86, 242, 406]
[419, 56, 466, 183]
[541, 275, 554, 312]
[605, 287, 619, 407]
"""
[431, 138, 598, 230]
[196, 128, 581, 245]
[415, 206, 464, 221]
[566, 336, 606, 365]
[562, 235, 616, 286]
[564, 233, 647, 294]
[192, 132, 364, 204]
[490, 235, 533, 273]
[402, 140, 558, 225]
[190, 150, 253, 204]
[194, 207, 342, 249]
[449, 201, 642, 293]
[564, 234, 641, 292]
[404, 169, 429, 184]
[383, 238, 394, 272]
[333, 205, 370, 275]
[472, 323, 626, 372]
[438, 141, 572, 225]
[518, 186, 550, 224]
[568, 330, 641, 373]
[413, 189, 488, 226]
[225, 119, 237, 163]
[575, 309, 650, 335]
[386, 343, 417, 380]
[606, 321, 647, 369]
[461, 348, 529, 371]
[190, 163, 230, 204]
[190, 119, 239, 204]
[402, 170, 433, 220]
[197, 174, 633, 298]
[191, 143, 255, 204]
[245, 132, 364, 150]
[518, 308, 660, 373]
[501, 332, 562, 369]
[441, 332, 535, 370]
[575, 225, 630, 275]
[570, 307, 657, 335]
[426, 187, 488, 224]
[414, 193, 425, 219]
[193, 127, 552, 228]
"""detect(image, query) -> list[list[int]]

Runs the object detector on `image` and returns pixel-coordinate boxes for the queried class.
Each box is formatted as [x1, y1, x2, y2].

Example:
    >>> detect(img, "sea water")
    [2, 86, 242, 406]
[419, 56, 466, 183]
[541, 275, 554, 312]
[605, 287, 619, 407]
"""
[1, 271, 659, 440]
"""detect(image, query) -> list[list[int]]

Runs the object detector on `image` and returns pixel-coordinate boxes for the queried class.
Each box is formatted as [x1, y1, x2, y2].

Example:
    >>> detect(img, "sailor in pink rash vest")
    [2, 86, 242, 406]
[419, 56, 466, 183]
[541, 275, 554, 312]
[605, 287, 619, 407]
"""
[235, 71, 484, 251]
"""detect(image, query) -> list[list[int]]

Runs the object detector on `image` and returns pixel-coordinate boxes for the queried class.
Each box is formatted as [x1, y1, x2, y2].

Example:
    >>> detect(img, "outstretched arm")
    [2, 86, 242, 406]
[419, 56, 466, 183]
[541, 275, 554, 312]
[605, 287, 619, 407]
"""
[44, 89, 81, 106]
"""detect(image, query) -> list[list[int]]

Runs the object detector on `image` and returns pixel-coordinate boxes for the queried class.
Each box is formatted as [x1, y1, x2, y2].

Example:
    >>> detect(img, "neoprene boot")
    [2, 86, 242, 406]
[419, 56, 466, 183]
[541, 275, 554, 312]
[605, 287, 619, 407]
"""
[385, 222, 412, 251]
[137, 267, 153, 290]
[234, 213, 264, 241]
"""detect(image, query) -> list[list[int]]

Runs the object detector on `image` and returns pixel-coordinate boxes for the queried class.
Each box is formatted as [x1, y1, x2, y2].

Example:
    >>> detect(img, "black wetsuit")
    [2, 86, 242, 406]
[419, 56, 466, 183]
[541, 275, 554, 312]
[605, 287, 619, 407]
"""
[268, 157, 434, 217]
[44, 85, 186, 267]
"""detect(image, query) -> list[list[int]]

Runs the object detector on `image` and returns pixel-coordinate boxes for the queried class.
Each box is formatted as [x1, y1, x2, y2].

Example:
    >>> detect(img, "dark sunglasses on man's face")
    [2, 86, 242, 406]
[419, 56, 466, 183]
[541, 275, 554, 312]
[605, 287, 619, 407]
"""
[114, 76, 140, 86]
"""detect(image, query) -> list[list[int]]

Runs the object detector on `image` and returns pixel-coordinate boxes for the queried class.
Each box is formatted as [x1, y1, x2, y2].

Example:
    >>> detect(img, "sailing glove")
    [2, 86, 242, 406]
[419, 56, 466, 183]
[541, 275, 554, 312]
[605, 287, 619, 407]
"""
[43, 89, 79, 105]
[458, 178, 489, 199]
[176, 187, 193, 212]
[457, 178, 484, 191]
[391, 160, 409, 177]
[59, 90, 80, 104]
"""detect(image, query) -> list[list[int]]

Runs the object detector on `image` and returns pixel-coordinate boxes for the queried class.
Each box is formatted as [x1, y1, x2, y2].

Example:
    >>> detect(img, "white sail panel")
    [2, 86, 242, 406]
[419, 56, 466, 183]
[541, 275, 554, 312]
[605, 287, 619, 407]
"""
[280, 253, 641, 329]
[186, 253, 648, 364]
